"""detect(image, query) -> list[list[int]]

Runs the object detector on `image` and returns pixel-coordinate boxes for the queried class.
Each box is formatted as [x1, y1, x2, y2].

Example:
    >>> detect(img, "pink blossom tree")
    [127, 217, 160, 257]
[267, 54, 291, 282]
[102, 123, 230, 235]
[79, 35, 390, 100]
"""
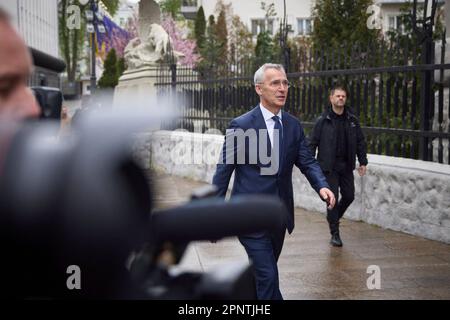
[125, 10, 139, 40]
[161, 14, 200, 67]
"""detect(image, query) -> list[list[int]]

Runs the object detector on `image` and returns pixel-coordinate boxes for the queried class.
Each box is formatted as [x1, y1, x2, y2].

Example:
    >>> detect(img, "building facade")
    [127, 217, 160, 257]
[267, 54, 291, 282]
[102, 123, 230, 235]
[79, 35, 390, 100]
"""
[181, 0, 444, 38]
[113, 0, 138, 28]
[0, 0, 63, 88]
[182, 0, 314, 37]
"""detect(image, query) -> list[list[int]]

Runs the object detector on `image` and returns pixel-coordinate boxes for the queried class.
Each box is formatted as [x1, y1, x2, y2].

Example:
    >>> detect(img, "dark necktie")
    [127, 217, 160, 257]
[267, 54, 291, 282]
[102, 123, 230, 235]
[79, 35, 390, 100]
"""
[272, 115, 283, 174]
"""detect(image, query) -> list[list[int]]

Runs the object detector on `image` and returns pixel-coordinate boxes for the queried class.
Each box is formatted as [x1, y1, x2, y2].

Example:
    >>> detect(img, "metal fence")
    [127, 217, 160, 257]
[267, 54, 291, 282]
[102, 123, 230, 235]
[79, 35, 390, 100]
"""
[155, 37, 450, 164]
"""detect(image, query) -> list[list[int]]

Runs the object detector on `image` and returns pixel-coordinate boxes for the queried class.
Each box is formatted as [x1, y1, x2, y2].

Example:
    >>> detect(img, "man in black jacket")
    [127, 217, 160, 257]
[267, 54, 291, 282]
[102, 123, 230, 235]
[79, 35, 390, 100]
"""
[308, 85, 368, 247]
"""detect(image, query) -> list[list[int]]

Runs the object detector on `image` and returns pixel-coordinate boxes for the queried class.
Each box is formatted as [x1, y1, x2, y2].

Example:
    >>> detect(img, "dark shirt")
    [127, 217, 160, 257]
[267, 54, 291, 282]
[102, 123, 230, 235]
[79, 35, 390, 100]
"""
[331, 109, 348, 164]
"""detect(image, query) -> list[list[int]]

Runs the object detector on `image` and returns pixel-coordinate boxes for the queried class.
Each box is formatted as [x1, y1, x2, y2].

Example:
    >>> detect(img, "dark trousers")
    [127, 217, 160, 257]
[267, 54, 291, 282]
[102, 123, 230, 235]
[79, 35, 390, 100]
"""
[325, 161, 355, 234]
[238, 225, 285, 300]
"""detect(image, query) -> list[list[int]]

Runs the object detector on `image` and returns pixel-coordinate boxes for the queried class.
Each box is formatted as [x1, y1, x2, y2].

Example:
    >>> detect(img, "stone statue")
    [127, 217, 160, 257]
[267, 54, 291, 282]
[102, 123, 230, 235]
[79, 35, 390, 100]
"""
[124, 0, 171, 69]
[138, 0, 161, 39]
[432, 38, 450, 163]
[124, 23, 170, 69]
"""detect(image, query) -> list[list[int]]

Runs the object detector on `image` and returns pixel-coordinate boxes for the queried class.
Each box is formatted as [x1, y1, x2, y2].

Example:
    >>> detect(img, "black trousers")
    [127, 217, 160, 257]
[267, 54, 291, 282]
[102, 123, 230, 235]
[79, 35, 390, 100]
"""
[324, 161, 355, 234]
[238, 223, 286, 300]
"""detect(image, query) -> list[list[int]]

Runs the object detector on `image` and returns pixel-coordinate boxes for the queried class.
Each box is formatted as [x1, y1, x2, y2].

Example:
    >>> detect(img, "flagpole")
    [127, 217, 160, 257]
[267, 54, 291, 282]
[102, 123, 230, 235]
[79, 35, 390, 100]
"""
[90, 0, 97, 94]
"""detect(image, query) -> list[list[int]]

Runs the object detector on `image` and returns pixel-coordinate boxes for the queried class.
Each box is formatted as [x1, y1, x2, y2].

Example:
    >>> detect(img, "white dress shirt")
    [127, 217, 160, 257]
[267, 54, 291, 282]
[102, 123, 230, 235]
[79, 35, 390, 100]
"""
[260, 104, 283, 148]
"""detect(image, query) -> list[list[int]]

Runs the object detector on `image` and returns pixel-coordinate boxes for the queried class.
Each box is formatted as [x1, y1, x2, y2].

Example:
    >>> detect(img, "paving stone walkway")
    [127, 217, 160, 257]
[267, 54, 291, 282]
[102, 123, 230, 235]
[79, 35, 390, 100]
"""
[152, 173, 450, 300]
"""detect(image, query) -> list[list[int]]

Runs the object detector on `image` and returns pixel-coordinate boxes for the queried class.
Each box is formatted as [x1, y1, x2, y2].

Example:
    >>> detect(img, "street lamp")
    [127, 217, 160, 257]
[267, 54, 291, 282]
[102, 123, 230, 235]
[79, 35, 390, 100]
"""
[411, 0, 438, 161]
[279, 0, 290, 73]
[85, 0, 106, 94]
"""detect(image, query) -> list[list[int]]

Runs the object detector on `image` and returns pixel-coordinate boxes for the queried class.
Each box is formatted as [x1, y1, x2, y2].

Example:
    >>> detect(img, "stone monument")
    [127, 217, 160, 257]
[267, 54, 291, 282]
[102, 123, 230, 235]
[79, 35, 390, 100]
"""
[432, 2, 450, 163]
[113, 0, 171, 109]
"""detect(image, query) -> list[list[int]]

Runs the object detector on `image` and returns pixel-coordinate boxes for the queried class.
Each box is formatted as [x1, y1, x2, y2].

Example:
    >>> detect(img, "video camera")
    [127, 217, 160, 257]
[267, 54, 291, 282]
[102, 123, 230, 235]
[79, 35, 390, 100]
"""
[0, 105, 286, 299]
[30, 86, 63, 120]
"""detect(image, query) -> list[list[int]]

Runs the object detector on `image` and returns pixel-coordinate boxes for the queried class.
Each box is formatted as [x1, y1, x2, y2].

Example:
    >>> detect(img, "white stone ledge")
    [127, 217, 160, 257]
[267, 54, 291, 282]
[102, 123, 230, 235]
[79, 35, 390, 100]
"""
[367, 154, 450, 176]
[135, 130, 450, 244]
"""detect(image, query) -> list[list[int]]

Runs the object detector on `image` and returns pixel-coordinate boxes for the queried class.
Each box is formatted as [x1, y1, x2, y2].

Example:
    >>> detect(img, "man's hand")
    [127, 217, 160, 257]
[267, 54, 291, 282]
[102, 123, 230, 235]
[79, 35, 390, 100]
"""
[319, 188, 336, 209]
[357, 165, 367, 177]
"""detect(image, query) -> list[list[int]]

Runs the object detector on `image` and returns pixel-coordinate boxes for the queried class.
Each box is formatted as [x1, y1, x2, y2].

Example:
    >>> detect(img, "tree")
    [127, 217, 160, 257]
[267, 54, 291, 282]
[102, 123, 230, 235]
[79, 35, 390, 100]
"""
[160, 0, 182, 19]
[311, 0, 380, 69]
[117, 57, 126, 79]
[161, 14, 200, 67]
[385, 2, 445, 66]
[98, 48, 118, 88]
[194, 6, 206, 50]
[125, 9, 139, 40]
[260, 1, 277, 19]
[228, 15, 254, 72]
[254, 31, 274, 69]
[102, 0, 119, 16]
[197, 15, 221, 78]
[59, 0, 119, 82]
[215, 9, 228, 66]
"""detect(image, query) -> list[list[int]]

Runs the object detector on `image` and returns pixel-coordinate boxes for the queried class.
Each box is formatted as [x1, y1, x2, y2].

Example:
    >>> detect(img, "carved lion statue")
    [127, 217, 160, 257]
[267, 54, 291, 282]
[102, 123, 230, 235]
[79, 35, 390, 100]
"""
[124, 23, 170, 70]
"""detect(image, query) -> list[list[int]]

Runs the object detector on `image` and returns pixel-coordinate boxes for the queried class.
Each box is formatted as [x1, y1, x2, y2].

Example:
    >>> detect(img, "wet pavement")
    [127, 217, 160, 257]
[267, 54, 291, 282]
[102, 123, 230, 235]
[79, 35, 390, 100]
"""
[152, 173, 450, 300]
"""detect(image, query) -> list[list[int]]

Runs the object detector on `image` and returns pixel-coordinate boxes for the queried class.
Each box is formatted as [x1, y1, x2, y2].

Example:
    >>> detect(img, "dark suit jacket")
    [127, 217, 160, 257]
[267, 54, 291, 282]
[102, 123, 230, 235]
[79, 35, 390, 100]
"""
[212, 106, 329, 234]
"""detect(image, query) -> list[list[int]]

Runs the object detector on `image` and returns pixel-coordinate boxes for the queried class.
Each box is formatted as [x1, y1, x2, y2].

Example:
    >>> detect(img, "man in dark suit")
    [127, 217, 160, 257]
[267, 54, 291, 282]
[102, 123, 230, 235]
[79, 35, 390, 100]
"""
[212, 63, 335, 300]
[308, 85, 368, 247]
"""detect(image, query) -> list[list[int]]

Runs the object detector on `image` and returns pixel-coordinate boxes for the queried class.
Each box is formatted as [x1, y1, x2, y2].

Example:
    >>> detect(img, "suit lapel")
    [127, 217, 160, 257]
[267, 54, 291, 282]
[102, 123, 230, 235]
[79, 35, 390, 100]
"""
[250, 105, 266, 131]
[251, 106, 272, 163]
[281, 110, 289, 157]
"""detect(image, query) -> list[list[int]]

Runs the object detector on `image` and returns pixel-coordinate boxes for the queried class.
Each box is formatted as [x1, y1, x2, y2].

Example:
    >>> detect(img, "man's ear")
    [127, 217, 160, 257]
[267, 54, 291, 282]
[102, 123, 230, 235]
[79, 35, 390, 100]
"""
[255, 84, 262, 96]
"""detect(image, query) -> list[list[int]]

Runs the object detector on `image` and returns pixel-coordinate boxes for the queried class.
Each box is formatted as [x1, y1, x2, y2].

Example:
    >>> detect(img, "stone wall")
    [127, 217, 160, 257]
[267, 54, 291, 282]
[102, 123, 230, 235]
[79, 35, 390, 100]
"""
[134, 130, 450, 244]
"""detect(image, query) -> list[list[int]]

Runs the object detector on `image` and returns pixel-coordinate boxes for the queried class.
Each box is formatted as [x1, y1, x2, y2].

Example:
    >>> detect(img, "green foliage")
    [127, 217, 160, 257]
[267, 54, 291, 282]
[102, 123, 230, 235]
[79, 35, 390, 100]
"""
[260, 1, 277, 19]
[215, 9, 228, 66]
[254, 31, 274, 69]
[228, 15, 254, 66]
[385, 2, 445, 66]
[58, 0, 119, 82]
[59, 0, 87, 82]
[311, 0, 380, 70]
[160, 0, 182, 19]
[98, 48, 118, 88]
[102, 0, 119, 16]
[117, 57, 126, 79]
[196, 15, 221, 78]
[194, 6, 206, 50]
[288, 37, 312, 72]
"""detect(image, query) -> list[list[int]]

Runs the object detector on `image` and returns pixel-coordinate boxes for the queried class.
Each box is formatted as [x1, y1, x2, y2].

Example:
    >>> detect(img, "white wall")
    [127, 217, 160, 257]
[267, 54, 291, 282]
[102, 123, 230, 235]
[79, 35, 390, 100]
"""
[197, 0, 314, 37]
[193, 0, 440, 37]
[0, 0, 59, 57]
[133, 130, 450, 244]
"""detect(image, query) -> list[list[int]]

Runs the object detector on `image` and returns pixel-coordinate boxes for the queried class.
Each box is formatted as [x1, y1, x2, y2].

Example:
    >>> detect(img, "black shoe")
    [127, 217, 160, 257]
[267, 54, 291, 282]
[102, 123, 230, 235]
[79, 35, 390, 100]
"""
[330, 232, 343, 247]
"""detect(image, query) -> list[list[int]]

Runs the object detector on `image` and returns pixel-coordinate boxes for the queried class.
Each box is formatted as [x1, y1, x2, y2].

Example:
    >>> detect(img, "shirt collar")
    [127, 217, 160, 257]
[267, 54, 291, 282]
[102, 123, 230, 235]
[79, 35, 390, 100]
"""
[260, 104, 282, 122]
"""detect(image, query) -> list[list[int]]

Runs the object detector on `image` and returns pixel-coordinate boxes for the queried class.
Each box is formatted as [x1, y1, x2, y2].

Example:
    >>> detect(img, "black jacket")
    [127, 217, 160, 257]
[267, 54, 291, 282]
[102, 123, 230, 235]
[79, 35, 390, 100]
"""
[308, 106, 368, 172]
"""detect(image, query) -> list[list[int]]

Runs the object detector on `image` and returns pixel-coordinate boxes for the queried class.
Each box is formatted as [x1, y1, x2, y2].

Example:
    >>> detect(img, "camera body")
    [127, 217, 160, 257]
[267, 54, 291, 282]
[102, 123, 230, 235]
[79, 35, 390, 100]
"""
[0, 111, 285, 299]
[31, 86, 63, 120]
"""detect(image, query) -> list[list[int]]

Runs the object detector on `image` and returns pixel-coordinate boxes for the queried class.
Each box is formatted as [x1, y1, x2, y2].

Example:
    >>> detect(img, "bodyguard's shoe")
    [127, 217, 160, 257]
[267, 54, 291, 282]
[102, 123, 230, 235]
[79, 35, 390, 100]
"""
[330, 232, 343, 247]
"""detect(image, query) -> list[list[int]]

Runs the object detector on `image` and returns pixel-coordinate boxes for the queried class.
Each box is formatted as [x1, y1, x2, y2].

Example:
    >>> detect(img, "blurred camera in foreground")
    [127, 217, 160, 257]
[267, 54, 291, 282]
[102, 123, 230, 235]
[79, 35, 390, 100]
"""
[0, 109, 286, 299]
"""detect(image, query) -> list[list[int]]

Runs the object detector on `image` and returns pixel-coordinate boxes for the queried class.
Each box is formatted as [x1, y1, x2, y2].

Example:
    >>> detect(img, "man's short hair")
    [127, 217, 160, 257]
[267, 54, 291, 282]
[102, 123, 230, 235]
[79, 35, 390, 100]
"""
[330, 84, 347, 96]
[254, 63, 286, 85]
[0, 7, 10, 22]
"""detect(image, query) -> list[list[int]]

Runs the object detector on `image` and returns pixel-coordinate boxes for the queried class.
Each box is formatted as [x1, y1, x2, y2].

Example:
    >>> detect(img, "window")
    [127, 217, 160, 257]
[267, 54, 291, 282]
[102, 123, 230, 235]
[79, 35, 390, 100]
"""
[297, 18, 313, 36]
[387, 15, 406, 34]
[251, 19, 275, 36]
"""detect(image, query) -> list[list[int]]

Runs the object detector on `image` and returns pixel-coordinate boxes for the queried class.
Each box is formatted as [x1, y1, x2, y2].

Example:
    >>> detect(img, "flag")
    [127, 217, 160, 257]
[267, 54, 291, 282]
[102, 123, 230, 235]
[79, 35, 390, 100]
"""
[95, 14, 131, 59]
